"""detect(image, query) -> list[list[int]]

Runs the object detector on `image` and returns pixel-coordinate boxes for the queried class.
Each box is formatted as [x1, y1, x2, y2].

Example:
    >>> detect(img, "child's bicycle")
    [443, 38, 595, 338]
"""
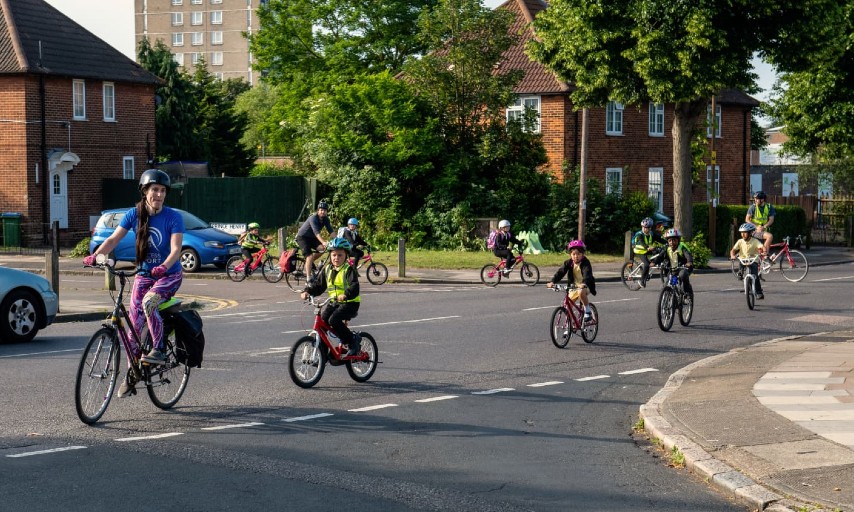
[729, 235, 809, 283]
[288, 295, 378, 388]
[620, 248, 669, 291]
[548, 284, 599, 348]
[226, 242, 284, 283]
[481, 251, 540, 287]
[736, 255, 762, 310]
[350, 246, 389, 285]
[656, 266, 693, 331]
[75, 256, 193, 425]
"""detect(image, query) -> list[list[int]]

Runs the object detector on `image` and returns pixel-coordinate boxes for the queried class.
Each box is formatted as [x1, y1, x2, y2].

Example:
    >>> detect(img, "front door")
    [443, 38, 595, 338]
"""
[49, 171, 69, 229]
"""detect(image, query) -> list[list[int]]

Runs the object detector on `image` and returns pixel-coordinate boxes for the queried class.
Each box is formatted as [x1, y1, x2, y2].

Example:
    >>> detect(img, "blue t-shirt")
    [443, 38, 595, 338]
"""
[119, 206, 184, 273]
[296, 214, 333, 240]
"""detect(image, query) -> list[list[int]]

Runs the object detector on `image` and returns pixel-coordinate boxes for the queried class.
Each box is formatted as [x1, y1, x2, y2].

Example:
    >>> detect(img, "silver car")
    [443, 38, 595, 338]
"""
[0, 267, 59, 343]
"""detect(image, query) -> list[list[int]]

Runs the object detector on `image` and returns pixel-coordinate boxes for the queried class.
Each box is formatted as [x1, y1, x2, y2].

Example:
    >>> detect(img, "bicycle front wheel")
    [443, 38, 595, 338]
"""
[141, 326, 190, 409]
[262, 256, 285, 283]
[480, 264, 501, 287]
[657, 288, 675, 331]
[285, 256, 307, 292]
[226, 256, 246, 282]
[346, 332, 378, 382]
[366, 262, 389, 285]
[550, 307, 571, 348]
[746, 276, 756, 310]
[779, 250, 809, 282]
[520, 262, 540, 286]
[581, 303, 598, 343]
[289, 336, 326, 388]
[75, 327, 121, 425]
[621, 260, 641, 291]
[679, 292, 693, 326]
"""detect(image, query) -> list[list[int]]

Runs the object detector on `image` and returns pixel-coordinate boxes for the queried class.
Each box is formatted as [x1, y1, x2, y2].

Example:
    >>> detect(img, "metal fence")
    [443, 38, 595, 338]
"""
[815, 195, 854, 246]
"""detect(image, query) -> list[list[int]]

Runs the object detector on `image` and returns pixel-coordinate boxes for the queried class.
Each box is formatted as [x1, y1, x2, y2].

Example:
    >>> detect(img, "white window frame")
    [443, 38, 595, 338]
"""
[72, 79, 86, 120]
[171, 12, 183, 26]
[648, 102, 664, 136]
[605, 167, 623, 196]
[606, 101, 623, 135]
[192, 0, 202, 4]
[173, 53, 184, 66]
[707, 103, 722, 138]
[191, 11, 203, 25]
[211, 51, 223, 66]
[213, 72, 224, 81]
[505, 95, 541, 133]
[123, 157, 134, 180]
[102, 82, 115, 121]
[172, 32, 184, 46]
[706, 165, 720, 202]
[648, 167, 664, 212]
[171, 0, 182, 5]
[211, 30, 223, 45]
[192, 32, 204, 45]
[210, 11, 223, 24]
[191, 53, 202, 65]
[211, 0, 222, 4]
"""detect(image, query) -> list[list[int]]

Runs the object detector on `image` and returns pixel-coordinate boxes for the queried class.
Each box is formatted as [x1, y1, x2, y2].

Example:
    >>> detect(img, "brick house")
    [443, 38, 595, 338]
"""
[0, 0, 160, 247]
[498, 0, 760, 215]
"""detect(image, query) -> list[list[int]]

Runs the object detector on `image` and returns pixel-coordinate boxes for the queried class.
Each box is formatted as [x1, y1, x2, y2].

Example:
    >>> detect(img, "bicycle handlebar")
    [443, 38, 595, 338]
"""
[84, 257, 147, 278]
[551, 284, 580, 292]
[736, 256, 760, 265]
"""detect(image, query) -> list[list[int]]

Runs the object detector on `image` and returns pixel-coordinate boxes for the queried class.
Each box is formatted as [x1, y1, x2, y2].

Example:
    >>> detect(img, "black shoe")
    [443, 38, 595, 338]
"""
[345, 334, 361, 357]
[756, 293, 764, 300]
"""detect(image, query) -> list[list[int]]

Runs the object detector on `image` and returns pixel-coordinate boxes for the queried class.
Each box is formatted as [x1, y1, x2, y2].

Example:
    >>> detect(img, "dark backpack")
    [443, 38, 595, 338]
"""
[279, 248, 297, 274]
[171, 309, 205, 368]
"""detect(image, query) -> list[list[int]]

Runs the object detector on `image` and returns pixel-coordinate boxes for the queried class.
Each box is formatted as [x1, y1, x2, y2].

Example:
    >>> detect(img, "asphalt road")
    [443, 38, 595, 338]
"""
[2, 262, 853, 511]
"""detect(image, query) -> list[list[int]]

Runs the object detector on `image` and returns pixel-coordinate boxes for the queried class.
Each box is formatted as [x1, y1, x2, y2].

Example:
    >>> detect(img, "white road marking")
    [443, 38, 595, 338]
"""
[527, 381, 564, 387]
[414, 395, 458, 403]
[574, 375, 610, 381]
[282, 316, 461, 334]
[0, 348, 81, 359]
[201, 422, 265, 431]
[471, 388, 514, 395]
[618, 368, 659, 375]
[523, 298, 639, 311]
[115, 433, 184, 442]
[6, 446, 87, 458]
[813, 275, 854, 282]
[283, 413, 334, 422]
[206, 310, 280, 318]
[348, 404, 398, 412]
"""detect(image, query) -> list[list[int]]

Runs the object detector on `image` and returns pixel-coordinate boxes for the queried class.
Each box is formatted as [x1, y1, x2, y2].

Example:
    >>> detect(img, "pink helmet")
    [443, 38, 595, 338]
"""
[567, 239, 586, 252]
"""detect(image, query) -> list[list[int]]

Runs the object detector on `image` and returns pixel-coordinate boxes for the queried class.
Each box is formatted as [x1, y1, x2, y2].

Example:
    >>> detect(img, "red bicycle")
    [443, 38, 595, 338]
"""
[288, 296, 378, 388]
[225, 243, 283, 283]
[480, 253, 540, 287]
[729, 235, 809, 282]
[349, 246, 389, 285]
[548, 284, 599, 348]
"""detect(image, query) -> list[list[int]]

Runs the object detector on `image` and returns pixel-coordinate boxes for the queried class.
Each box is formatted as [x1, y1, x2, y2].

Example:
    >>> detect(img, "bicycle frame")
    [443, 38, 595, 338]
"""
[306, 296, 368, 363]
[232, 245, 269, 273]
[738, 256, 760, 310]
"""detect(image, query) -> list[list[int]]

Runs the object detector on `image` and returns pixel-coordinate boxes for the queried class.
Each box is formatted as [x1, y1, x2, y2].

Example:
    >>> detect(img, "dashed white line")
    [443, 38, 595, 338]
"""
[201, 422, 265, 431]
[0, 348, 80, 359]
[282, 316, 461, 334]
[471, 388, 514, 395]
[523, 298, 639, 311]
[348, 404, 398, 412]
[7, 446, 87, 458]
[618, 368, 659, 375]
[283, 413, 334, 422]
[527, 381, 564, 387]
[813, 275, 854, 282]
[115, 433, 184, 442]
[574, 375, 610, 381]
[414, 395, 458, 403]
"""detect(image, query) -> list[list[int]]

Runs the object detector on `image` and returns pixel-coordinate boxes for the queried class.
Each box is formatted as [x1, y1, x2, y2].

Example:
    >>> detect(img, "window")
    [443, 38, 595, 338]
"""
[191, 53, 201, 65]
[505, 95, 541, 133]
[707, 103, 722, 138]
[102, 82, 115, 121]
[211, 0, 222, 4]
[211, 52, 223, 66]
[706, 165, 720, 202]
[213, 72, 224, 81]
[211, 31, 223, 45]
[606, 101, 623, 135]
[171, 12, 183, 26]
[192, 32, 204, 45]
[191, 11, 203, 25]
[648, 167, 664, 212]
[72, 79, 86, 119]
[173, 53, 184, 66]
[172, 32, 184, 46]
[171, 0, 182, 4]
[123, 157, 134, 180]
[648, 103, 664, 136]
[605, 167, 623, 196]
[192, 0, 202, 3]
[210, 10, 223, 24]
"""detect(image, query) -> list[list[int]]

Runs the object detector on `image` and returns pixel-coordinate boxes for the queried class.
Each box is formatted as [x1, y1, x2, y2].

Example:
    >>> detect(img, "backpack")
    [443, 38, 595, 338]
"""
[171, 309, 205, 368]
[237, 232, 247, 245]
[279, 248, 297, 274]
[487, 230, 498, 250]
[336, 226, 347, 238]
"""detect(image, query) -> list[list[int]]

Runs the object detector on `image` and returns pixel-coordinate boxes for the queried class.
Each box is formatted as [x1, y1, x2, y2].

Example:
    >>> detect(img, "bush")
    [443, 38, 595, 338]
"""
[684, 231, 712, 268]
[69, 237, 91, 257]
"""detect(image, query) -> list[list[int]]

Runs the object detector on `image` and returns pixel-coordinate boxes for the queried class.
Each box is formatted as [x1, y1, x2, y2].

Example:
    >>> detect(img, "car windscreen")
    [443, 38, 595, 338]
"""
[181, 210, 210, 230]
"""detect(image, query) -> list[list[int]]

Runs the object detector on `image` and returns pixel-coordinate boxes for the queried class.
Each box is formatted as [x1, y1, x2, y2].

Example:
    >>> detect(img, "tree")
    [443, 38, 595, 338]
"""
[527, 0, 846, 238]
[234, 82, 279, 155]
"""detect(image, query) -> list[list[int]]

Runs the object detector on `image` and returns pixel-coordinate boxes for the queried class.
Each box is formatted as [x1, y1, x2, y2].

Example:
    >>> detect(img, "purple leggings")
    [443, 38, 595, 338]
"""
[129, 272, 183, 354]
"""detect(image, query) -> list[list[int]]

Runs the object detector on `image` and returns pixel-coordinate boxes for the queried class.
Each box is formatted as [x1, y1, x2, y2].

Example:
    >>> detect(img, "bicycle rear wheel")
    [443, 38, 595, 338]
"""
[346, 332, 378, 382]
[581, 303, 598, 343]
[621, 260, 642, 291]
[141, 326, 190, 409]
[549, 307, 571, 348]
[75, 327, 121, 425]
[226, 256, 247, 282]
[285, 256, 307, 292]
[679, 291, 693, 326]
[366, 262, 389, 285]
[262, 256, 285, 283]
[520, 262, 540, 286]
[480, 264, 501, 287]
[730, 259, 741, 280]
[657, 288, 675, 331]
[779, 249, 809, 282]
[289, 335, 326, 388]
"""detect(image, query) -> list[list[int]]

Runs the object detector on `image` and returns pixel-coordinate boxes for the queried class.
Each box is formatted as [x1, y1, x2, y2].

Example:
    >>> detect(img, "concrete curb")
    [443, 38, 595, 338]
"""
[638, 334, 820, 512]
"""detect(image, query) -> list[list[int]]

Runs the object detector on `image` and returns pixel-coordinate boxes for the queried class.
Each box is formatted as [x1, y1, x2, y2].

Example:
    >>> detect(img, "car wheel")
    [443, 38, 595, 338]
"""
[0, 289, 42, 343]
[180, 248, 201, 273]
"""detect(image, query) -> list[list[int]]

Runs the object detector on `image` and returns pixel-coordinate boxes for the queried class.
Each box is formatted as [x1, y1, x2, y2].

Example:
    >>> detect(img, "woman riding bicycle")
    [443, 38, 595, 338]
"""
[491, 220, 522, 274]
[239, 222, 270, 276]
[650, 228, 694, 297]
[546, 240, 597, 321]
[730, 222, 765, 299]
[84, 169, 184, 396]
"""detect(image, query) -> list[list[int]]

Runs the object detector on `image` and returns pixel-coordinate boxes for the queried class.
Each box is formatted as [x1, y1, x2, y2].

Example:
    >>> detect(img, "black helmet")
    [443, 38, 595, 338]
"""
[139, 169, 171, 192]
[317, 201, 329, 210]
[753, 191, 766, 200]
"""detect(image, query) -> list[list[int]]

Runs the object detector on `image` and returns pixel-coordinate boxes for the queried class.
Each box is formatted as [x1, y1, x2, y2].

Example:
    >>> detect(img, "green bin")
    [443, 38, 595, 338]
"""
[2, 213, 22, 247]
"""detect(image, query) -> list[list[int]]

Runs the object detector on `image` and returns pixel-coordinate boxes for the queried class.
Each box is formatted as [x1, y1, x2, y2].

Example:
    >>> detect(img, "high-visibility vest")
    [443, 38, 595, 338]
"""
[752, 204, 770, 226]
[326, 265, 360, 303]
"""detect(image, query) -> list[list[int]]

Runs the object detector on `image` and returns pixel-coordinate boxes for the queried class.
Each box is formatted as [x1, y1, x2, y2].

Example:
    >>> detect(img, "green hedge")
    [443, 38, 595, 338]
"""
[692, 203, 808, 255]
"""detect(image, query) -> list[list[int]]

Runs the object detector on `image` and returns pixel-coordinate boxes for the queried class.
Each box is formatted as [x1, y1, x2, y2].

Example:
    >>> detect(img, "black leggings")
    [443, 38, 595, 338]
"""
[321, 301, 360, 344]
[493, 248, 515, 269]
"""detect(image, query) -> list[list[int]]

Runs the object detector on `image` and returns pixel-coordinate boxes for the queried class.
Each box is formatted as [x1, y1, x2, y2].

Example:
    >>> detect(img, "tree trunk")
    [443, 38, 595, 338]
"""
[671, 98, 706, 240]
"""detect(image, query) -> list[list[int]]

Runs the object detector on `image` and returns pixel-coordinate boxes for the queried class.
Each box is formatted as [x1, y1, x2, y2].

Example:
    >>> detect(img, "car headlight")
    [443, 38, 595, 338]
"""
[205, 241, 225, 249]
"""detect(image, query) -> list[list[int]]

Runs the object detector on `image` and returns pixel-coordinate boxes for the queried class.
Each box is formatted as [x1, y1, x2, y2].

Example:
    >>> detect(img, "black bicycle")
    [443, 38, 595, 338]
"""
[656, 266, 693, 332]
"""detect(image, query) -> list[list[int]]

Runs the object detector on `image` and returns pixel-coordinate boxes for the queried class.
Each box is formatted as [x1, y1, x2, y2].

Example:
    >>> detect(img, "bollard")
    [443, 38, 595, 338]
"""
[624, 231, 632, 261]
[105, 251, 116, 291]
[277, 227, 286, 253]
[46, 250, 59, 308]
[398, 238, 406, 278]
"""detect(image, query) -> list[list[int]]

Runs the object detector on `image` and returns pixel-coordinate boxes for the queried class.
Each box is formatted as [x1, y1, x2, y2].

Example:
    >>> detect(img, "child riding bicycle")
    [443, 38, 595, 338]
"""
[730, 222, 765, 299]
[341, 217, 369, 264]
[650, 228, 694, 297]
[633, 217, 666, 287]
[490, 220, 523, 275]
[240, 222, 271, 276]
[546, 240, 597, 321]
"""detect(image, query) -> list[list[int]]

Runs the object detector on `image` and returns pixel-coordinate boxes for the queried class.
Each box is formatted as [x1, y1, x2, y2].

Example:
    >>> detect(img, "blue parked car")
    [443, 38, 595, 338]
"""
[89, 208, 241, 272]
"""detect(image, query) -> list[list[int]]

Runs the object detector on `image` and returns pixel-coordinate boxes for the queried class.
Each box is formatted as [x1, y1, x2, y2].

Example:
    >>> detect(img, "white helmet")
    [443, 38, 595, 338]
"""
[498, 219, 511, 228]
